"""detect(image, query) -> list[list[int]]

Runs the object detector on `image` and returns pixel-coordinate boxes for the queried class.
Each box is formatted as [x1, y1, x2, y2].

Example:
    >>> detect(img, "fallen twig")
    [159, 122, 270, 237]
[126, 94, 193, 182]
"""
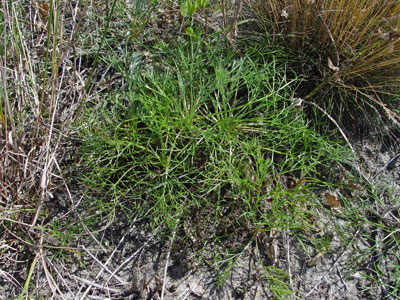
[371, 152, 400, 180]
[305, 229, 360, 297]
[160, 224, 177, 300]
[72, 275, 120, 294]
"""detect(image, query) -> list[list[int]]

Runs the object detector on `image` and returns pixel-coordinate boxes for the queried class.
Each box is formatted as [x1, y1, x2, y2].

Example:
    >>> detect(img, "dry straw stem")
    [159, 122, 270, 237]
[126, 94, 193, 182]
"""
[1, 0, 87, 297]
[249, 0, 400, 102]
[0, 0, 84, 221]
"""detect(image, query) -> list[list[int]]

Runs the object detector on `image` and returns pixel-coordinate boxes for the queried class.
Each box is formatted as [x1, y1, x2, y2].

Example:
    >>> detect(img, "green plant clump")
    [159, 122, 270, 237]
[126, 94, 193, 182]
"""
[79, 37, 348, 253]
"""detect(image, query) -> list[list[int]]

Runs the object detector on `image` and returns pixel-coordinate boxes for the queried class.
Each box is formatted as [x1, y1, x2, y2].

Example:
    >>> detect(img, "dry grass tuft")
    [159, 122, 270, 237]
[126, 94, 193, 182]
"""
[0, 0, 88, 297]
[247, 0, 400, 124]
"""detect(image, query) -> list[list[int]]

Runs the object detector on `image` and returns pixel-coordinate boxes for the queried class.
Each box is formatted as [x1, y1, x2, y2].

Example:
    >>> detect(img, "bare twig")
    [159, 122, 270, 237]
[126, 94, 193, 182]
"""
[160, 224, 178, 300]
[314, 4, 340, 70]
[305, 229, 360, 297]
[0, 268, 21, 290]
[81, 245, 128, 286]
[106, 230, 156, 286]
[72, 275, 121, 294]
[336, 266, 350, 293]
[285, 233, 293, 296]
[39, 228, 60, 298]
[371, 152, 400, 180]
[44, 255, 77, 300]
[303, 99, 372, 185]
[112, 244, 148, 286]
[304, 100, 354, 151]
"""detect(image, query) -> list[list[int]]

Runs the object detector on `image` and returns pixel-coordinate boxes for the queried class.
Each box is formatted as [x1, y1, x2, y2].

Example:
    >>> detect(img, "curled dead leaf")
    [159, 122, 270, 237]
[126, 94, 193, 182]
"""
[36, 1, 49, 20]
[307, 251, 324, 267]
[260, 230, 280, 265]
[325, 193, 342, 210]
[328, 57, 340, 72]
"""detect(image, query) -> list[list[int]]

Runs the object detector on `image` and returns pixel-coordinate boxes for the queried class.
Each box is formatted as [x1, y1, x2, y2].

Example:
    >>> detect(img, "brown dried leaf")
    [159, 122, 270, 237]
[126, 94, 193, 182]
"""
[37, 1, 49, 20]
[261, 230, 280, 265]
[325, 193, 342, 209]
[307, 252, 324, 267]
[265, 239, 280, 265]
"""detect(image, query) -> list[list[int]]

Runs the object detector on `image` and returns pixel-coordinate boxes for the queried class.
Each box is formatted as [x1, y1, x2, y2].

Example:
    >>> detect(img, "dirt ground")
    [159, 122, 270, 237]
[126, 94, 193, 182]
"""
[2, 127, 398, 300]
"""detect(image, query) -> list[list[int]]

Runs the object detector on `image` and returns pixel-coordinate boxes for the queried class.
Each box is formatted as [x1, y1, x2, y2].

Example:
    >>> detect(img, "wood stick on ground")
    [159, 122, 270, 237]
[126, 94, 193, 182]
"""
[160, 224, 177, 300]
[305, 229, 360, 297]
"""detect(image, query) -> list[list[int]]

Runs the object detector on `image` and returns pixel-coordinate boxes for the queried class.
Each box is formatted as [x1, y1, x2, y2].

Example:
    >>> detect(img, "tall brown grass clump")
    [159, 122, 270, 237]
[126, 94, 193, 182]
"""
[247, 0, 400, 124]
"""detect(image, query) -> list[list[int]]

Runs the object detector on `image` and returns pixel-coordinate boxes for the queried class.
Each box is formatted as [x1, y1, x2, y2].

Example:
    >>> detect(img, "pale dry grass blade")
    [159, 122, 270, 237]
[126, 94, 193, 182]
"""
[72, 275, 121, 294]
[81, 245, 128, 286]
[247, 0, 400, 125]
[160, 224, 177, 300]
[44, 255, 78, 300]
[0, 0, 96, 298]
